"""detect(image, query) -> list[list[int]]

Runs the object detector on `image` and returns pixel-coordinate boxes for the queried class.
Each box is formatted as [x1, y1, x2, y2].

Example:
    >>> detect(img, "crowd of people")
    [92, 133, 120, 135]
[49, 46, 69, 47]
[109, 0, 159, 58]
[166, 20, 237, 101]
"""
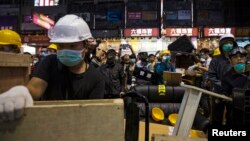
[0, 14, 249, 129]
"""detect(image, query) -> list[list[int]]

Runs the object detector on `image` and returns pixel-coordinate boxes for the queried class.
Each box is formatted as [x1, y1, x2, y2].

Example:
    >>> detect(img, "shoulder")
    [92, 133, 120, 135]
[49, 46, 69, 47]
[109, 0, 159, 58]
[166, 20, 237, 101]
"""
[87, 64, 103, 77]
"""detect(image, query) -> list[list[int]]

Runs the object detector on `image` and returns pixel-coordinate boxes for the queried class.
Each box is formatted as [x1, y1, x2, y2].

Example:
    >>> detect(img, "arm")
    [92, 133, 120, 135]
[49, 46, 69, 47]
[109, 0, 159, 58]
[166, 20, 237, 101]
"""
[26, 77, 48, 100]
[118, 45, 122, 58]
[128, 45, 136, 58]
[208, 58, 220, 83]
[119, 65, 126, 93]
[197, 65, 209, 72]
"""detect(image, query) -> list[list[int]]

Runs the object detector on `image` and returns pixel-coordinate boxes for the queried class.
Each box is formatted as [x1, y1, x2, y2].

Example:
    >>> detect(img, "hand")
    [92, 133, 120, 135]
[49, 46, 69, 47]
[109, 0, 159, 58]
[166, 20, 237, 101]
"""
[0, 86, 33, 122]
[119, 92, 126, 97]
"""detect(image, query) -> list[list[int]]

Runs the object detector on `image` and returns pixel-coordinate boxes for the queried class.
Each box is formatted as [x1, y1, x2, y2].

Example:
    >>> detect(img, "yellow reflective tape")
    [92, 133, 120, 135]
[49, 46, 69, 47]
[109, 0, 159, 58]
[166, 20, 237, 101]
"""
[158, 85, 166, 95]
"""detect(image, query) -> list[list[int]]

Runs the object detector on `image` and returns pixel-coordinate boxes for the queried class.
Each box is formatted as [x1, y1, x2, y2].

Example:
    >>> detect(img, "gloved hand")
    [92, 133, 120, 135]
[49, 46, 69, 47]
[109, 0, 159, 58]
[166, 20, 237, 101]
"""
[0, 85, 33, 122]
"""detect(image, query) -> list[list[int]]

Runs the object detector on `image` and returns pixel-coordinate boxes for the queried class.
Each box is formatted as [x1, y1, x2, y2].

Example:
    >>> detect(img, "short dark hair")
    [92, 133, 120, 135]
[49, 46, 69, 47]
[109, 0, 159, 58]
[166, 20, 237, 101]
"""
[148, 54, 155, 57]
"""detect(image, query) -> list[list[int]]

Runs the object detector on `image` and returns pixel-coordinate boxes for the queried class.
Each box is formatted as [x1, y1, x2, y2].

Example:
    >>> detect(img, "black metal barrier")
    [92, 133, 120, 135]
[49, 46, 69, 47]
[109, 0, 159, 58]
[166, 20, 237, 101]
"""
[232, 88, 250, 127]
[133, 85, 185, 103]
[123, 91, 149, 141]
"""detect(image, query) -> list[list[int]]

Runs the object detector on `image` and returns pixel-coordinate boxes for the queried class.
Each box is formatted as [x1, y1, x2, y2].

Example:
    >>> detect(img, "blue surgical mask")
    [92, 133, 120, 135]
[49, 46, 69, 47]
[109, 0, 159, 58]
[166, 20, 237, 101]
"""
[57, 49, 84, 67]
[222, 43, 233, 53]
[162, 56, 170, 63]
[41, 51, 49, 57]
[233, 63, 245, 73]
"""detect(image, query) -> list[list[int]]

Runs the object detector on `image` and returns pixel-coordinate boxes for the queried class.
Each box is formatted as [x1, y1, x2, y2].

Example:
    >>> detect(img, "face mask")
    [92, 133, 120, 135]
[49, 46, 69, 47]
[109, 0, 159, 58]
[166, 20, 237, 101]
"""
[33, 59, 38, 64]
[200, 58, 206, 63]
[233, 63, 245, 73]
[107, 54, 116, 66]
[130, 58, 136, 64]
[41, 51, 49, 57]
[162, 56, 170, 63]
[107, 59, 115, 66]
[48, 51, 56, 55]
[57, 49, 84, 67]
[222, 43, 233, 53]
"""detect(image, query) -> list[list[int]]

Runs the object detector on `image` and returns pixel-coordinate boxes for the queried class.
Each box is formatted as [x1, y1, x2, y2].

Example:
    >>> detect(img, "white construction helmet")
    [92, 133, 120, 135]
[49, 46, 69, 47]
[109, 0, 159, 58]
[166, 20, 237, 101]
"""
[48, 14, 92, 43]
[219, 33, 235, 42]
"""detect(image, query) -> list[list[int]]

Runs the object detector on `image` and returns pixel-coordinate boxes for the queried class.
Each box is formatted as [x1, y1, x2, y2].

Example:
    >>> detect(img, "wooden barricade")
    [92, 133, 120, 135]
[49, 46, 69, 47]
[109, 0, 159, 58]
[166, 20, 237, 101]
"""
[0, 52, 31, 93]
[0, 99, 125, 141]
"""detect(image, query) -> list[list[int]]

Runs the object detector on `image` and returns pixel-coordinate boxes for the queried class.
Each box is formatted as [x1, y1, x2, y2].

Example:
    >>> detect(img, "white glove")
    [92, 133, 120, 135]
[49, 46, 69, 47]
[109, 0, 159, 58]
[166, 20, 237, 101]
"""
[0, 85, 33, 121]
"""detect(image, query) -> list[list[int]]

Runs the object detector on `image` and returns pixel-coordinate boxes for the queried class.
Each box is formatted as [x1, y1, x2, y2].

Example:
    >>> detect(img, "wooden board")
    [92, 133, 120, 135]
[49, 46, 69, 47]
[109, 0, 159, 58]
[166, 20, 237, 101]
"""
[139, 121, 206, 141]
[152, 134, 207, 141]
[0, 99, 124, 141]
[0, 52, 31, 93]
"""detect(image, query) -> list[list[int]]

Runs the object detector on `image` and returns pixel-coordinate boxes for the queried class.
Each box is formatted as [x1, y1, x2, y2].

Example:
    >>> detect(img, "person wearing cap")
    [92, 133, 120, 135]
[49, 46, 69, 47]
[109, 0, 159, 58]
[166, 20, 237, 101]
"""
[208, 34, 238, 85]
[220, 47, 248, 127]
[207, 34, 238, 126]
[212, 47, 221, 57]
[0, 29, 22, 53]
[155, 50, 176, 84]
[0, 14, 105, 122]
[47, 43, 58, 54]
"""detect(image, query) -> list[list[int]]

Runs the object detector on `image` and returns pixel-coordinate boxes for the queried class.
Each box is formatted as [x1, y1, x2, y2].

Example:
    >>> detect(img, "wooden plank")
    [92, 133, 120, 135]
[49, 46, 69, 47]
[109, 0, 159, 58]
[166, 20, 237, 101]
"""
[0, 52, 31, 67]
[0, 52, 31, 93]
[0, 99, 124, 141]
[139, 122, 206, 141]
[152, 134, 207, 141]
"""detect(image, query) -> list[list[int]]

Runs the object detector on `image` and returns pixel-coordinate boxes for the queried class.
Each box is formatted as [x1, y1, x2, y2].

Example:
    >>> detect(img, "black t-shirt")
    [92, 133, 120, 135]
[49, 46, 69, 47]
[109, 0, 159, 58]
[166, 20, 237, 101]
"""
[32, 55, 105, 100]
[221, 68, 248, 96]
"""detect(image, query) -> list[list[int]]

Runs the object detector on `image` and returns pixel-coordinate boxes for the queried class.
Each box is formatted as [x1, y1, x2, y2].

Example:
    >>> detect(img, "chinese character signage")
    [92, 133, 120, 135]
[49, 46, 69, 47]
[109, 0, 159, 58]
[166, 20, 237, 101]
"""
[235, 28, 250, 37]
[22, 35, 50, 43]
[204, 28, 236, 36]
[124, 28, 159, 37]
[163, 28, 198, 36]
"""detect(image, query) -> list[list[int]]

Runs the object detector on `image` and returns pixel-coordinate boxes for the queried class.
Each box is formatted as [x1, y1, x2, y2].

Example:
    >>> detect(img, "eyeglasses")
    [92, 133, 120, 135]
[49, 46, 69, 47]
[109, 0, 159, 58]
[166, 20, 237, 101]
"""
[97, 48, 106, 54]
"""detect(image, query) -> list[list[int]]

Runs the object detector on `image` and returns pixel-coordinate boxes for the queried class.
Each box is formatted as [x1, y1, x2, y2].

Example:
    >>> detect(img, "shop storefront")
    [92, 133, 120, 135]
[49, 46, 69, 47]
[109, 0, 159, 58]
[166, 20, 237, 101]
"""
[123, 28, 160, 55]
[201, 27, 236, 51]
[162, 27, 198, 50]
[21, 35, 50, 54]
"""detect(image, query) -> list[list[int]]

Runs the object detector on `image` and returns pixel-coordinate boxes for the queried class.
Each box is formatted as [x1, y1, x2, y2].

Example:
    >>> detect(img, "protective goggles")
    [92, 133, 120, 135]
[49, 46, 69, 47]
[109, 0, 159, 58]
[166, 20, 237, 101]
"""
[229, 47, 247, 57]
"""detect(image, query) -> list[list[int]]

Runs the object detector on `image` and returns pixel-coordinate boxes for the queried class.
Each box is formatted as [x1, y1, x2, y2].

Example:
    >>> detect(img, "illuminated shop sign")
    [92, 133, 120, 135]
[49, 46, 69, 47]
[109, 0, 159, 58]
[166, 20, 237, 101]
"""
[124, 28, 159, 37]
[235, 28, 250, 37]
[34, 0, 59, 7]
[204, 28, 236, 36]
[163, 28, 198, 36]
[33, 12, 54, 29]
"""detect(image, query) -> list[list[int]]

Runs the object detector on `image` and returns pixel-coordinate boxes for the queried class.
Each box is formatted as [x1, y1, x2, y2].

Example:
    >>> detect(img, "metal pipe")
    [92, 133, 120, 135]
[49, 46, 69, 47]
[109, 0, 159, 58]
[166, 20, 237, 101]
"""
[181, 83, 232, 101]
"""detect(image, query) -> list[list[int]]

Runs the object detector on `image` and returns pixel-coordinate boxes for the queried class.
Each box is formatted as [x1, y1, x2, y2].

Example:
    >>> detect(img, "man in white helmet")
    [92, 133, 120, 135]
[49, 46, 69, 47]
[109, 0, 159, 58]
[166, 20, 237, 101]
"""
[207, 33, 237, 127]
[0, 14, 105, 121]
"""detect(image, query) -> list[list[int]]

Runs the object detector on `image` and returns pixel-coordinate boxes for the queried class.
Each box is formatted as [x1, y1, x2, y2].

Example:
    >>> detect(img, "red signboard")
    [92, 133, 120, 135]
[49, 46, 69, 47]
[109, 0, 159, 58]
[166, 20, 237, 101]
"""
[163, 28, 198, 36]
[124, 28, 159, 37]
[33, 12, 54, 29]
[204, 27, 236, 37]
[235, 28, 250, 37]
[22, 35, 50, 43]
[127, 12, 142, 20]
